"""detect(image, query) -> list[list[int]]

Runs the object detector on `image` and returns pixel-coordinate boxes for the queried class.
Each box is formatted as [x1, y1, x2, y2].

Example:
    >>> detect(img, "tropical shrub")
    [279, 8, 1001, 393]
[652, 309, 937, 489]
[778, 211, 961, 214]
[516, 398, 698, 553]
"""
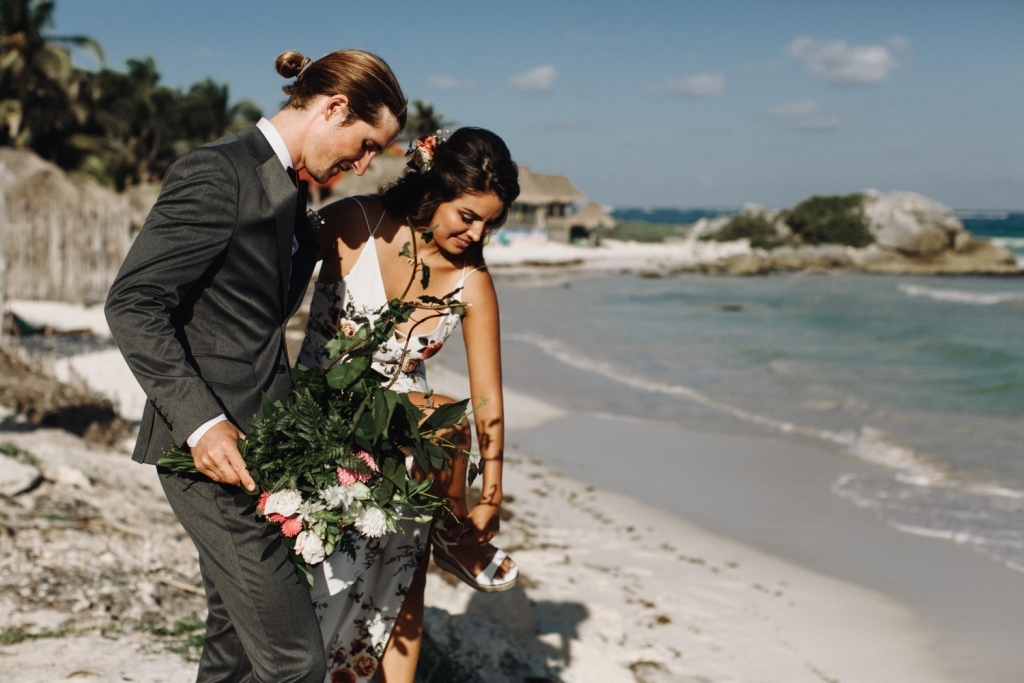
[783, 193, 873, 247]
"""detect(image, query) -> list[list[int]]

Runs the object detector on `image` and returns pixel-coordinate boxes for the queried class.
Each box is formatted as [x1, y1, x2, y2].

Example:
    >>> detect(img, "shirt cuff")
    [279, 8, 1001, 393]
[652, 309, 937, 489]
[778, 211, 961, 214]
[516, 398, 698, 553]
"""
[187, 414, 228, 448]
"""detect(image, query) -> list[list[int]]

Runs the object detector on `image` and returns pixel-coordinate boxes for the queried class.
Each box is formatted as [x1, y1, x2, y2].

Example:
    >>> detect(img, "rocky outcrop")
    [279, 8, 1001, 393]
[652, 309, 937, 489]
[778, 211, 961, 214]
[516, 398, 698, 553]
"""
[695, 191, 1019, 276]
[863, 190, 968, 256]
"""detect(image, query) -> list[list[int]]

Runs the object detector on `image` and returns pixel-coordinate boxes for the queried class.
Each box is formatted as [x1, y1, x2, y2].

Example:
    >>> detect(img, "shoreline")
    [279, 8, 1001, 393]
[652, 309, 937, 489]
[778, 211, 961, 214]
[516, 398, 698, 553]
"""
[428, 367, 963, 682]
[3, 296, 1021, 680]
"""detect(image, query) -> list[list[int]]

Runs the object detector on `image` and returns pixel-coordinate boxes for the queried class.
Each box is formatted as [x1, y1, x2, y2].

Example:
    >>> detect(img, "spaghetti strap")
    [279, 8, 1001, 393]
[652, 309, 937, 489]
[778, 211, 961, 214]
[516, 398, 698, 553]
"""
[459, 264, 488, 284]
[350, 197, 386, 237]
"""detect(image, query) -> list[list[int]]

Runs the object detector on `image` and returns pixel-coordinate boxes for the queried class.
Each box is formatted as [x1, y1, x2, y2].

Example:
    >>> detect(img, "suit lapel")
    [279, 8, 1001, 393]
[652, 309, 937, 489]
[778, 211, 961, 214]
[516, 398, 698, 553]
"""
[255, 156, 297, 310]
[285, 214, 321, 319]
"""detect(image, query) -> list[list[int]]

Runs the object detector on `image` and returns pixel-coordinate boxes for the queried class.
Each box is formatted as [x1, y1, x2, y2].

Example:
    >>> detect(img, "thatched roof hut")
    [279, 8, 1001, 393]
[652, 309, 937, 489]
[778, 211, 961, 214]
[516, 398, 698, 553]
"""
[571, 202, 616, 230]
[321, 153, 408, 205]
[0, 149, 130, 304]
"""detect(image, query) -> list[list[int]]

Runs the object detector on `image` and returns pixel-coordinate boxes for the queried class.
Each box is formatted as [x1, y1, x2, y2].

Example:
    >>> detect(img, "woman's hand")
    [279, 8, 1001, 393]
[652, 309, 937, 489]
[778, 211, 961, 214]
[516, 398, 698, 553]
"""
[462, 501, 501, 544]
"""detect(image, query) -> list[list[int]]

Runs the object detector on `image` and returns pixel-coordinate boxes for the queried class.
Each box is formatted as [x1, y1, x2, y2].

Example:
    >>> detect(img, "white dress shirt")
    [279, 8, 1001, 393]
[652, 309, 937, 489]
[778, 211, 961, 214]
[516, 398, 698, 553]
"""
[186, 118, 298, 448]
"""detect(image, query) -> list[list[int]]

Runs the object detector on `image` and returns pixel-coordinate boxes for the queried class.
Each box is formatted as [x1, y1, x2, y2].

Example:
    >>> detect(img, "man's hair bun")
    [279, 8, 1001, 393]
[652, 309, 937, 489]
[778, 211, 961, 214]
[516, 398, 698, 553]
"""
[276, 51, 311, 79]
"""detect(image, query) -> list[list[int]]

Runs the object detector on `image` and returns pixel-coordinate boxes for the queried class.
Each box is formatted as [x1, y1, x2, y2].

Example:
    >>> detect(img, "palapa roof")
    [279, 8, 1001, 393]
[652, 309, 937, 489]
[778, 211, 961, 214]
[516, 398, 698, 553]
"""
[515, 166, 587, 205]
[570, 201, 616, 229]
[329, 153, 408, 200]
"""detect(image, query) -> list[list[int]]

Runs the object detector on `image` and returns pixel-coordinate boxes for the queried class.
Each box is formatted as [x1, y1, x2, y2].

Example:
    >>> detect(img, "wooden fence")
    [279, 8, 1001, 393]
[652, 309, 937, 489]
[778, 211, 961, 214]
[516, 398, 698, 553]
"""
[0, 149, 155, 306]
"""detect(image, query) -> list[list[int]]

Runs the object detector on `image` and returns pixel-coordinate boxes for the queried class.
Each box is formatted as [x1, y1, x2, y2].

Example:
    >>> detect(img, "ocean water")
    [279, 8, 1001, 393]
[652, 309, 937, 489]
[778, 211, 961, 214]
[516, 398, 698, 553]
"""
[492, 270, 1024, 574]
[960, 212, 1024, 269]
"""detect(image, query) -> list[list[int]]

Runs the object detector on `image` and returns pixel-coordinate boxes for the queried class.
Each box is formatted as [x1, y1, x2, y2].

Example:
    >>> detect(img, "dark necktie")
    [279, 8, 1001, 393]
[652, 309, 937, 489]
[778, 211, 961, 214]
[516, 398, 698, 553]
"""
[286, 168, 309, 221]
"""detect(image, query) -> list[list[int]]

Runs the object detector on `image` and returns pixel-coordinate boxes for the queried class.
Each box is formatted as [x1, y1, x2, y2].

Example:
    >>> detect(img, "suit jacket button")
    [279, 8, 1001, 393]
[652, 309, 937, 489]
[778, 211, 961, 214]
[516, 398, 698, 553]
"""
[276, 363, 287, 374]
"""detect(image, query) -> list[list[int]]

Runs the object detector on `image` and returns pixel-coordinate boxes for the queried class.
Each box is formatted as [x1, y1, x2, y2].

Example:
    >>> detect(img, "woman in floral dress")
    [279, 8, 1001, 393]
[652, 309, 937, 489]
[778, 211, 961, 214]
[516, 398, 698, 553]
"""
[298, 127, 520, 682]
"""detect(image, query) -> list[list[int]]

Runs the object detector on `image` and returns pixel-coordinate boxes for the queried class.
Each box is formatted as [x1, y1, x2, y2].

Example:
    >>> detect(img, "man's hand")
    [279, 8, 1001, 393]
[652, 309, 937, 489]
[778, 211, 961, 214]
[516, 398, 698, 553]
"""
[190, 421, 254, 490]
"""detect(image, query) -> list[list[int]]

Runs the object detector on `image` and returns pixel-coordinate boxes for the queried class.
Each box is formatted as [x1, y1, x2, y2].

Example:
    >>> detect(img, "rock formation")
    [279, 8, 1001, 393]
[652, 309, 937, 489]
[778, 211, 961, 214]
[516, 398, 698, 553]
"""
[698, 191, 1018, 276]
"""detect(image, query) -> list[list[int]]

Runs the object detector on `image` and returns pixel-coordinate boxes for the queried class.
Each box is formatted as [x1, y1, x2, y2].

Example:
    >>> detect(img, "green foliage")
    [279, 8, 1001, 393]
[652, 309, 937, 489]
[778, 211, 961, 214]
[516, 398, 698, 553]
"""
[0, 626, 31, 645]
[159, 233, 471, 586]
[596, 220, 686, 243]
[705, 213, 786, 249]
[71, 57, 261, 189]
[783, 193, 873, 247]
[148, 617, 206, 661]
[1, 0, 260, 187]
[401, 99, 454, 142]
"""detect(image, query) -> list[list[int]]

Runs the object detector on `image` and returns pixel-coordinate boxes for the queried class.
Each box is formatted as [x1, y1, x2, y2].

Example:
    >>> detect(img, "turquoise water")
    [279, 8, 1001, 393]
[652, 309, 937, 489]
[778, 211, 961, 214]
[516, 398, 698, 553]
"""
[493, 270, 1024, 573]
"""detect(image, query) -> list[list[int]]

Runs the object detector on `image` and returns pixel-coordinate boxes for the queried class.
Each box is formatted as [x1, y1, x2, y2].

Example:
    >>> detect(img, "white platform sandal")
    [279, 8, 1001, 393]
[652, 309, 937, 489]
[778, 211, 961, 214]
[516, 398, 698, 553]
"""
[431, 529, 519, 593]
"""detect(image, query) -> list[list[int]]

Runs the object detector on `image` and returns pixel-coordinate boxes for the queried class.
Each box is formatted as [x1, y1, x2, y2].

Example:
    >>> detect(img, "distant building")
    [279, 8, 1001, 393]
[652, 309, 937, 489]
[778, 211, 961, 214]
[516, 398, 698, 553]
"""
[506, 167, 616, 244]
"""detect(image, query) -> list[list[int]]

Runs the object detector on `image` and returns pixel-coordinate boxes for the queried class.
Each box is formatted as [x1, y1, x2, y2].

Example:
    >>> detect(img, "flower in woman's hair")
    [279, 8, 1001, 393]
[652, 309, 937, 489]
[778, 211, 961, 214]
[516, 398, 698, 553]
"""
[339, 320, 358, 338]
[407, 133, 442, 173]
[421, 342, 443, 359]
[401, 358, 420, 374]
[330, 666, 357, 683]
[263, 489, 303, 517]
[353, 506, 388, 538]
[350, 653, 378, 678]
[294, 530, 326, 564]
[337, 450, 378, 487]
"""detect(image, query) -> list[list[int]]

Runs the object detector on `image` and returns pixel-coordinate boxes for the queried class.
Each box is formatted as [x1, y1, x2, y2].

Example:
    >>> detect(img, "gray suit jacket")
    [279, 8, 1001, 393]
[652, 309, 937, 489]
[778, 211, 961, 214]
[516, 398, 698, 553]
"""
[105, 125, 319, 465]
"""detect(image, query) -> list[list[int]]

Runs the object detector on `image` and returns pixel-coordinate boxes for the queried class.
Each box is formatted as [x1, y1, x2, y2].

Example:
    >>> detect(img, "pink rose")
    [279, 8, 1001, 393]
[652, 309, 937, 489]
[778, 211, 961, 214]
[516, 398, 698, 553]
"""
[401, 358, 420, 374]
[330, 668, 357, 683]
[421, 342, 443, 359]
[339, 320, 358, 338]
[279, 515, 303, 538]
[416, 135, 438, 156]
[350, 653, 378, 678]
[337, 451, 378, 487]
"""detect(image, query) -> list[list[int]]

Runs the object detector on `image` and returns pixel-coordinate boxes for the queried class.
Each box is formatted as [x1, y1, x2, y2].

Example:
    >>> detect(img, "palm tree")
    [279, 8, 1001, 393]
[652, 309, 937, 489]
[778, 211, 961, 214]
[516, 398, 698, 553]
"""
[72, 58, 262, 189]
[0, 0, 102, 161]
[400, 99, 454, 142]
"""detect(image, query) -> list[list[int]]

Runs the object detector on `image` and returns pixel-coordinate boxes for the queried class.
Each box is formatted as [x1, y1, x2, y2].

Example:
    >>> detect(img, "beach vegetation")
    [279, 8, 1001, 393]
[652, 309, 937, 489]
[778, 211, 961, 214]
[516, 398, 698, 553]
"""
[596, 220, 687, 243]
[1, 0, 261, 189]
[401, 99, 455, 142]
[705, 213, 787, 249]
[783, 193, 874, 247]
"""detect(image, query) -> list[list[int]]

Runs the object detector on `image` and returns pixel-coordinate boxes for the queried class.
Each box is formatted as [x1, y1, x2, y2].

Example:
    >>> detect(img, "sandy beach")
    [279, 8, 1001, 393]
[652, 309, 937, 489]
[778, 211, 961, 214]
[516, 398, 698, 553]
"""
[2, 364, 956, 683]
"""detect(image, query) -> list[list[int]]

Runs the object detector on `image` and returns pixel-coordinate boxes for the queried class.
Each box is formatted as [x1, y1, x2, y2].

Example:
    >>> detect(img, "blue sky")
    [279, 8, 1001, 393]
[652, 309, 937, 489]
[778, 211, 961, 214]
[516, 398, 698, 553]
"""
[56, 1, 1024, 210]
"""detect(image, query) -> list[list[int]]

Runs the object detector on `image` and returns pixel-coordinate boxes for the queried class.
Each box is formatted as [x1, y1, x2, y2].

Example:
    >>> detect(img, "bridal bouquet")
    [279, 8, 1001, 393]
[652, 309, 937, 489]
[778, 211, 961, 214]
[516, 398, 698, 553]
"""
[160, 228, 470, 588]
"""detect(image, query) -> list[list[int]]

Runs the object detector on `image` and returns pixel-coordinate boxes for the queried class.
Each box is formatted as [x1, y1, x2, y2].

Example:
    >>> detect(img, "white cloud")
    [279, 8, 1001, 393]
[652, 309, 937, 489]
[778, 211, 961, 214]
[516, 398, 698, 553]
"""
[649, 72, 726, 99]
[786, 37, 903, 85]
[508, 65, 557, 93]
[428, 74, 475, 91]
[766, 100, 841, 132]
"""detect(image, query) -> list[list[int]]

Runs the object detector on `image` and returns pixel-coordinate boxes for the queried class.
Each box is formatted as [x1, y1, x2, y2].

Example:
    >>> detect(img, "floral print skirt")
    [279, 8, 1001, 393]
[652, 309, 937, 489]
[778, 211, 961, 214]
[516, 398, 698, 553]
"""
[310, 518, 429, 682]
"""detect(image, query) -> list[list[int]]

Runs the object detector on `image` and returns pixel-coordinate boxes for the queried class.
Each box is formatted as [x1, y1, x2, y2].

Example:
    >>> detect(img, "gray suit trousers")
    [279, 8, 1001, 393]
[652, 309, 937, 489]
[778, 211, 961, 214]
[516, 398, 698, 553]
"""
[160, 469, 326, 683]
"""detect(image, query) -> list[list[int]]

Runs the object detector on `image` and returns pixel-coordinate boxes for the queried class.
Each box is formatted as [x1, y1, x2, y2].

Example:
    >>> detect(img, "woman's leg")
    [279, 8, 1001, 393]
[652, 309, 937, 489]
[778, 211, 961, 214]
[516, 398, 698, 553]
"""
[376, 546, 429, 682]
[407, 392, 516, 580]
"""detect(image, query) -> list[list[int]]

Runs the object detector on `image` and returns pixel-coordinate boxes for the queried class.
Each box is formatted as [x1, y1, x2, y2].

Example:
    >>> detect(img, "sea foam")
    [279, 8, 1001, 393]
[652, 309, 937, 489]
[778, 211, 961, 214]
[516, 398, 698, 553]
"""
[897, 283, 1024, 306]
[508, 330, 1024, 575]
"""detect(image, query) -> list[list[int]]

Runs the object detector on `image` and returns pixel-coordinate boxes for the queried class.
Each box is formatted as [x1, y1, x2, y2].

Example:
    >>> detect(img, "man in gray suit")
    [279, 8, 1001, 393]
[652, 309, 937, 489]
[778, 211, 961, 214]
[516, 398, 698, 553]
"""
[105, 50, 405, 682]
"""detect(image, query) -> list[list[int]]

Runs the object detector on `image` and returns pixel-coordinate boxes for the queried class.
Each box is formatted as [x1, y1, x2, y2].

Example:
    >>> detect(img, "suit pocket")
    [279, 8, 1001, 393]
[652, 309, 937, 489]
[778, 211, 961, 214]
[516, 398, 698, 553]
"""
[193, 353, 257, 387]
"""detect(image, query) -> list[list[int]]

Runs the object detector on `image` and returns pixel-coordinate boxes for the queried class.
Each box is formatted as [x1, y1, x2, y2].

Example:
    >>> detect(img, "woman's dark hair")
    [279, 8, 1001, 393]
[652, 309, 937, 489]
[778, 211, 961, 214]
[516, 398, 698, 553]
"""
[380, 128, 520, 233]
[276, 50, 407, 130]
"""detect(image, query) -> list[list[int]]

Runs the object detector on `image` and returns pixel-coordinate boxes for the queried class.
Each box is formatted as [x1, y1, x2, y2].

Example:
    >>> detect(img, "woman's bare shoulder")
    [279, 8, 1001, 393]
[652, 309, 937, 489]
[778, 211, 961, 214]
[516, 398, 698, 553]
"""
[319, 195, 385, 246]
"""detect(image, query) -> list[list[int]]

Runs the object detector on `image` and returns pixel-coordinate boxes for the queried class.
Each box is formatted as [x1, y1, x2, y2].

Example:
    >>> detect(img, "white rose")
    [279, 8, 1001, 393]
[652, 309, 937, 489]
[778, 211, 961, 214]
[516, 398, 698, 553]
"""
[320, 485, 356, 510]
[294, 530, 326, 564]
[354, 506, 389, 538]
[264, 489, 303, 517]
